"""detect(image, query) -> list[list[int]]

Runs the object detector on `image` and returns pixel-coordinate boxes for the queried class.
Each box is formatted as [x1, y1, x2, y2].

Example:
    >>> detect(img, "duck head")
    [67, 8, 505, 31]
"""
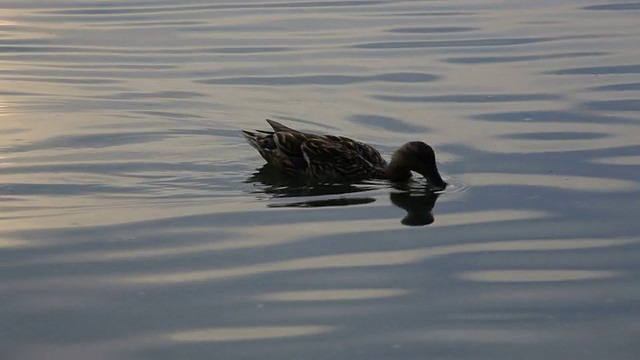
[386, 141, 447, 190]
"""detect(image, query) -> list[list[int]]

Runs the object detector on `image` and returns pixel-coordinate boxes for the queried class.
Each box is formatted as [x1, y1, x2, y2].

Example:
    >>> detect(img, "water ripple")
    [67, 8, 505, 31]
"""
[581, 99, 640, 112]
[444, 51, 607, 64]
[582, 3, 640, 11]
[499, 132, 611, 141]
[588, 83, 640, 92]
[472, 110, 638, 125]
[39, 0, 387, 15]
[347, 114, 430, 133]
[352, 37, 558, 49]
[387, 26, 478, 34]
[374, 93, 559, 103]
[2, 1, 640, 358]
[546, 64, 640, 75]
[197, 72, 439, 86]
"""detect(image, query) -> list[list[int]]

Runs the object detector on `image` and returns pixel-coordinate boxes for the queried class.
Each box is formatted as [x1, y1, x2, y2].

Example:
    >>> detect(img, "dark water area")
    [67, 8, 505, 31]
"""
[1, 1, 639, 359]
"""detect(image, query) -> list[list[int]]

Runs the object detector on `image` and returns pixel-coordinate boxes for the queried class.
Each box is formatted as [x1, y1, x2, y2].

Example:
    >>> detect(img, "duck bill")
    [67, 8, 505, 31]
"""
[422, 166, 447, 191]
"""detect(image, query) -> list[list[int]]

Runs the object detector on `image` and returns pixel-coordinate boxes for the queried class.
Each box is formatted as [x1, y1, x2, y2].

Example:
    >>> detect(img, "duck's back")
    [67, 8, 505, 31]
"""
[300, 136, 387, 181]
[318, 135, 386, 168]
[243, 119, 388, 181]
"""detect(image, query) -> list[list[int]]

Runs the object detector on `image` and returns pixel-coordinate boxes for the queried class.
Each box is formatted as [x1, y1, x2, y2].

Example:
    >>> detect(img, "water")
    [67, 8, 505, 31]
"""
[1, 1, 639, 359]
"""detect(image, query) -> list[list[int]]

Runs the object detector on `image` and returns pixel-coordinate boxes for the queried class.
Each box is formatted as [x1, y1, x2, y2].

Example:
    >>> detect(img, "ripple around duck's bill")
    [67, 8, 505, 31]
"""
[243, 164, 450, 227]
[263, 164, 473, 225]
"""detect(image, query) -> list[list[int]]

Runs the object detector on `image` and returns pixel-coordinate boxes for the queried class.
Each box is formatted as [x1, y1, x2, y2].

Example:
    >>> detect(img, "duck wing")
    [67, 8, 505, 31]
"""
[244, 119, 387, 179]
[321, 135, 387, 168]
[265, 119, 384, 164]
[272, 131, 310, 157]
[301, 137, 384, 181]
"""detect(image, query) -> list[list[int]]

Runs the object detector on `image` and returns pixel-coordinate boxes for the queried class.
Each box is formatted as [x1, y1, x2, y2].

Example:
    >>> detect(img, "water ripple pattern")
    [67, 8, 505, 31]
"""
[1, 1, 640, 360]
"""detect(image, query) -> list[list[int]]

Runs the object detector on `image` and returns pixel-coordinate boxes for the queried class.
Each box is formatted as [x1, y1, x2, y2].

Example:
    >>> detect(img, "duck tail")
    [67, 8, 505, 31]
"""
[242, 130, 263, 151]
[241, 130, 273, 161]
[266, 119, 297, 133]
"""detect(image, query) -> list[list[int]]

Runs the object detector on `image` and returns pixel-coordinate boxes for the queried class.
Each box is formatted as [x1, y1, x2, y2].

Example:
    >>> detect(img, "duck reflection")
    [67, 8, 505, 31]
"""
[245, 165, 441, 226]
[245, 164, 376, 198]
[389, 184, 440, 226]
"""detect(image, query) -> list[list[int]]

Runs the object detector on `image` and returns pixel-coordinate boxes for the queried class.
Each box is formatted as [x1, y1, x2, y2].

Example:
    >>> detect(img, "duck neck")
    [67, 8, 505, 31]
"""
[426, 163, 447, 190]
[385, 158, 413, 182]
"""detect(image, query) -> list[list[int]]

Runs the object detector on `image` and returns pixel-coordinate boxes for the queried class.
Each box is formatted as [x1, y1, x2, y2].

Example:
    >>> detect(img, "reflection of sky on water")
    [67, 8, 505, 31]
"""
[1, 1, 640, 359]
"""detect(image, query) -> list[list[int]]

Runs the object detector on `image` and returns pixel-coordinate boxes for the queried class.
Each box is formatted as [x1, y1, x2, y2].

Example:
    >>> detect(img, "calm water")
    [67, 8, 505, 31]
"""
[1, 1, 640, 359]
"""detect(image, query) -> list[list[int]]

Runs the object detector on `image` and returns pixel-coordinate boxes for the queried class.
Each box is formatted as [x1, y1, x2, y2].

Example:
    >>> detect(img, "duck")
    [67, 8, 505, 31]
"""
[242, 119, 447, 190]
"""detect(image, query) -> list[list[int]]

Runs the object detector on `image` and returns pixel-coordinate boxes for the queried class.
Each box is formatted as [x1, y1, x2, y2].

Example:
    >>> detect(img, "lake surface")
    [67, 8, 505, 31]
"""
[1, 1, 640, 359]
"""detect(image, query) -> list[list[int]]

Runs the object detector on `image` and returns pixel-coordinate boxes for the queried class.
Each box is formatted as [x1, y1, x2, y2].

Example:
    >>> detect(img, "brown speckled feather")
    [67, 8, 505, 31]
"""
[320, 135, 387, 168]
[302, 138, 386, 181]
[242, 119, 388, 182]
[273, 132, 308, 157]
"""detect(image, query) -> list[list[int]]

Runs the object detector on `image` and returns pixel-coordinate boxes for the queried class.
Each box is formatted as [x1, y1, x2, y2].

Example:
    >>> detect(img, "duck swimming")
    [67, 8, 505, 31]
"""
[242, 119, 447, 190]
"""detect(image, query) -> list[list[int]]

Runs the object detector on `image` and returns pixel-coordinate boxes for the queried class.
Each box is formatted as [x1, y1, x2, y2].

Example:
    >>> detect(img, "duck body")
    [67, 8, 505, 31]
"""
[242, 119, 446, 189]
